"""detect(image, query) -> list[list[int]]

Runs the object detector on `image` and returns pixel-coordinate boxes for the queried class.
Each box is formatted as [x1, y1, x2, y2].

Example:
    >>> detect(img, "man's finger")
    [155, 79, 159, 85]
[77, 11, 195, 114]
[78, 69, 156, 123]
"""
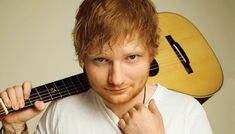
[14, 85, 25, 109]
[0, 91, 11, 108]
[148, 99, 159, 115]
[3, 101, 45, 123]
[34, 101, 45, 111]
[22, 81, 32, 100]
[118, 119, 126, 130]
[17, 101, 45, 122]
[6, 87, 19, 110]
[128, 107, 137, 117]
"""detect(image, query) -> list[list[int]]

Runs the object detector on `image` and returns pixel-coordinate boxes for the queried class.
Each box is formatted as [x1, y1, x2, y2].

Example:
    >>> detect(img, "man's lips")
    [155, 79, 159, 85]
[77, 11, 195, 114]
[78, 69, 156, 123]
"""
[106, 87, 128, 94]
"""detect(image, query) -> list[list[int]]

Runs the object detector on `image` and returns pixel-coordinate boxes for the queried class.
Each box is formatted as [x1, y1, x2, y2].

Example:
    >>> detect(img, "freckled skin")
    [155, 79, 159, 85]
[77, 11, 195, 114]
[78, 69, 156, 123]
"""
[84, 39, 153, 106]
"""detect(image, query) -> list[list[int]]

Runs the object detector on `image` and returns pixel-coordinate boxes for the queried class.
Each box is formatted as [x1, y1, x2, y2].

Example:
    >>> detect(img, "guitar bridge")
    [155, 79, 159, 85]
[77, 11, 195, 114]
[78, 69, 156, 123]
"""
[165, 35, 193, 74]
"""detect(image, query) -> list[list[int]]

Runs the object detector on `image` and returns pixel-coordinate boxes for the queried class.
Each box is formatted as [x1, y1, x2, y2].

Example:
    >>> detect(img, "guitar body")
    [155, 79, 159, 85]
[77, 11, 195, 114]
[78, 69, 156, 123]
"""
[148, 12, 223, 98]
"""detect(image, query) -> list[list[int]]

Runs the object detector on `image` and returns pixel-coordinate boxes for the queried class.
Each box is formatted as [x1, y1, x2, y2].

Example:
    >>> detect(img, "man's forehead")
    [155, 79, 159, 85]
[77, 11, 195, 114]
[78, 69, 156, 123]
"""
[88, 39, 145, 56]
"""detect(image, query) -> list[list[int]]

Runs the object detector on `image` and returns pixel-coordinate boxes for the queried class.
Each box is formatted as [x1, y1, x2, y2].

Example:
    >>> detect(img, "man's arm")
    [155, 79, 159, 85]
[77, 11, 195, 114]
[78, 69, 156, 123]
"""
[0, 81, 45, 134]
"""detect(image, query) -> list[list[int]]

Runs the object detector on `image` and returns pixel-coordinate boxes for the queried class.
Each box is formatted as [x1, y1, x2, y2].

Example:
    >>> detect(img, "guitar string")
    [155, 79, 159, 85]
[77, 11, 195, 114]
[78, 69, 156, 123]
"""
[1, 70, 161, 114]
[1, 61, 176, 113]
[0, 59, 187, 115]
[1, 68, 148, 114]
[149, 49, 188, 68]
[156, 59, 195, 73]
[157, 47, 188, 52]
[156, 57, 191, 69]
[27, 83, 89, 103]
[1, 82, 85, 113]
[155, 53, 186, 63]
[0, 76, 89, 112]
[156, 61, 184, 69]
[153, 44, 188, 61]
[26, 80, 90, 101]
[157, 54, 186, 61]
[157, 54, 185, 63]
[0, 82, 90, 115]
[2, 87, 88, 115]
[23, 87, 87, 105]
[24, 74, 89, 100]
[6, 62, 158, 102]
[29, 81, 89, 99]
[151, 60, 185, 71]
[1, 62, 158, 104]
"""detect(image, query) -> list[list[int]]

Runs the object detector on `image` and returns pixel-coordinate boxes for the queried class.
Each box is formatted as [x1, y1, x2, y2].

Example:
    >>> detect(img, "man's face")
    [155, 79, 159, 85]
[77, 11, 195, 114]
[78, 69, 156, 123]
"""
[84, 38, 153, 105]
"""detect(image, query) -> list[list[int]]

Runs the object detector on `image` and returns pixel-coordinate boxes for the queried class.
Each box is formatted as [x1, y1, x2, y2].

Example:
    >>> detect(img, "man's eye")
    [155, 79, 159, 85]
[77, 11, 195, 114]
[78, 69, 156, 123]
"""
[94, 57, 109, 63]
[127, 55, 138, 61]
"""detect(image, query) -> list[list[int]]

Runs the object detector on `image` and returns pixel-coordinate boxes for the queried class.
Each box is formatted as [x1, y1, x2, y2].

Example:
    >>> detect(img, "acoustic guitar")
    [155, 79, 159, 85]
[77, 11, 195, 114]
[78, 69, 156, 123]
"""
[0, 12, 223, 116]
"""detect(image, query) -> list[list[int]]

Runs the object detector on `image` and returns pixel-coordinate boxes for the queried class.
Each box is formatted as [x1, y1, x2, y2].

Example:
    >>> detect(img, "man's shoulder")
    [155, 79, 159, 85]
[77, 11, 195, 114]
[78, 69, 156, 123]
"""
[156, 84, 198, 103]
[46, 89, 95, 113]
[57, 89, 93, 103]
[154, 84, 202, 113]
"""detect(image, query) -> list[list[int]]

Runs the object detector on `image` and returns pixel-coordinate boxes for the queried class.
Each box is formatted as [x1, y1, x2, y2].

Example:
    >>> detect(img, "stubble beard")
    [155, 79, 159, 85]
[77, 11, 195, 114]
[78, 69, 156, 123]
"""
[101, 82, 146, 106]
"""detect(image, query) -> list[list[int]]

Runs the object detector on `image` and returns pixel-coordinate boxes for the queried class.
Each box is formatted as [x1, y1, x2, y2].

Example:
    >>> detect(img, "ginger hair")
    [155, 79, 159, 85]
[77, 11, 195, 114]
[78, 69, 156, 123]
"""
[73, 0, 159, 67]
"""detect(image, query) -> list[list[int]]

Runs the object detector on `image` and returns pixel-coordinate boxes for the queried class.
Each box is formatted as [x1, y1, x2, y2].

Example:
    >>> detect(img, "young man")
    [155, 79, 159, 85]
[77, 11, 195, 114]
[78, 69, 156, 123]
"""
[0, 0, 212, 133]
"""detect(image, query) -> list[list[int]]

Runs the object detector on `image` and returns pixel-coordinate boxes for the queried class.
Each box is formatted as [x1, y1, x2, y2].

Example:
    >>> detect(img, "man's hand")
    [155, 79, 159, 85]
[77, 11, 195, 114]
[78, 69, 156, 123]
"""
[0, 81, 45, 134]
[118, 99, 165, 134]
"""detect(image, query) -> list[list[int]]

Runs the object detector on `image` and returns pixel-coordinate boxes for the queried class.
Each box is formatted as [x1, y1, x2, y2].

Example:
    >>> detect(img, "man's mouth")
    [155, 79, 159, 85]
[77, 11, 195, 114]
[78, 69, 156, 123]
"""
[107, 87, 128, 94]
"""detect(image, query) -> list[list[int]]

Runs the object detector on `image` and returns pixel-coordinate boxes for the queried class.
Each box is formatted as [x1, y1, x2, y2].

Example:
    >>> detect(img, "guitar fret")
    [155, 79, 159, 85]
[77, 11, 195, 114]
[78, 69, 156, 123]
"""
[35, 87, 43, 101]
[41, 97, 53, 103]
[0, 73, 91, 116]
[35, 85, 50, 102]
[28, 98, 33, 106]
[69, 77, 78, 94]
[75, 75, 83, 89]
[67, 85, 78, 95]
[56, 79, 71, 97]
[62, 79, 71, 96]
[47, 82, 63, 100]
[53, 82, 62, 98]
[76, 75, 84, 92]
[82, 74, 90, 89]
[63, 77, 75, 95]
[45, 84, 54, 101]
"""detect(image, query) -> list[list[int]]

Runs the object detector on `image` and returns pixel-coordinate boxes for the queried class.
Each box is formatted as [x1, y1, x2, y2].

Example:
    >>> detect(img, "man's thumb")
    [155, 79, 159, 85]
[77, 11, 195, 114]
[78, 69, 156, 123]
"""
[18, 101, 45, 122]
[34, 101, 45, 111]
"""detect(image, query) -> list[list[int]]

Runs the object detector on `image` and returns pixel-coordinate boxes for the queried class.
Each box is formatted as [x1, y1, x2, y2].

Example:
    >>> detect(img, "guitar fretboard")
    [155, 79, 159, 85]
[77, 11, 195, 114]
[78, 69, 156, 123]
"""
[0, 73, 90, 116]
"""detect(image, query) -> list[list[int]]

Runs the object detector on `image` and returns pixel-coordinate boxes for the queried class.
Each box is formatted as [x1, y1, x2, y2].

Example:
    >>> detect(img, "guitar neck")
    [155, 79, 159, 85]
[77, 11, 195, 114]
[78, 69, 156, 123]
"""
[0, 73, 90, 116]
[0, 61, 158, 116]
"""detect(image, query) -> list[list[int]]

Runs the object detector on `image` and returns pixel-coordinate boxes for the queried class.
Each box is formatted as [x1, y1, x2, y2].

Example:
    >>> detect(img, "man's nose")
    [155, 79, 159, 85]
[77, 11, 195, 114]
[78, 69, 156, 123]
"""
[108, 62, 124, 86]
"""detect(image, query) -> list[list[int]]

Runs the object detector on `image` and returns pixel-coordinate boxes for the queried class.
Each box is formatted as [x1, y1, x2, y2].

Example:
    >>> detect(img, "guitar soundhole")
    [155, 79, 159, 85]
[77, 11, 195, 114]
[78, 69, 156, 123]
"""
[149, 59, 159, 77]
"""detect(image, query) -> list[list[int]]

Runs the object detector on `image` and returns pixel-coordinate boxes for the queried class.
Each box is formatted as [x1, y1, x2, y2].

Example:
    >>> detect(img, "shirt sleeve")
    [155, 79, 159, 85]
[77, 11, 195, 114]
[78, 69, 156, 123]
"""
[185, 100, 212, 134]
[34, 101, 59, 134]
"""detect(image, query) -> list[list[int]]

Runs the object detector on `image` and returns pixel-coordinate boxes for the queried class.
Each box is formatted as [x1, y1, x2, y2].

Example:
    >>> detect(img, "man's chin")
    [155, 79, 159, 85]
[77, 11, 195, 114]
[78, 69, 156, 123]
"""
[103, 96, 131, 105]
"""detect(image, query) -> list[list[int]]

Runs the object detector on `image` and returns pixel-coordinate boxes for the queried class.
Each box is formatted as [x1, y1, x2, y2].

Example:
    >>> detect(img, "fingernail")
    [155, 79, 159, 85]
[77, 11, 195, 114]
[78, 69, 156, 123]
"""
[24, 96, 29, 100]
[5, 101, 11, 108]
[152, 99, 156, 104]
[13, 104, 20, 110]
[19, 101, 25, 108]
